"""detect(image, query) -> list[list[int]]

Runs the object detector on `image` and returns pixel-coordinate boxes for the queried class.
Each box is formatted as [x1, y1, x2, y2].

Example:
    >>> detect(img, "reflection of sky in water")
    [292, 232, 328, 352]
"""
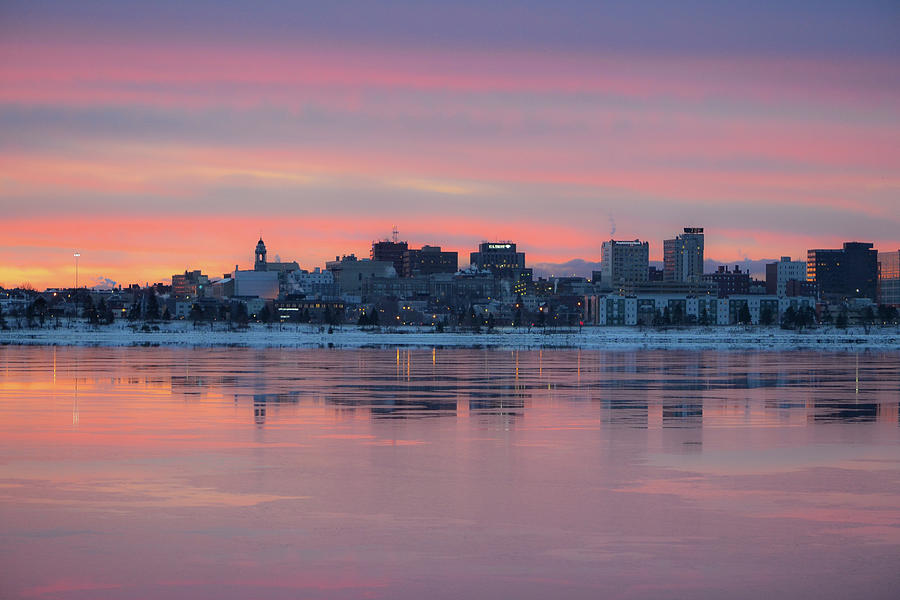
[0, 346, 899, 599]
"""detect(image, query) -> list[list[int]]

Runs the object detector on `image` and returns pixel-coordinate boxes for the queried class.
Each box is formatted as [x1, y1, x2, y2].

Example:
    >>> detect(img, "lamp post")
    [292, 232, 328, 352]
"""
[74, 252, 80, 289]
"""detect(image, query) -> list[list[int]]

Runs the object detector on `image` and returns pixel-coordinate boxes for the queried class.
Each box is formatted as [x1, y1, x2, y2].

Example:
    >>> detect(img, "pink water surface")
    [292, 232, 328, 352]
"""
[1, 346, 898, 599]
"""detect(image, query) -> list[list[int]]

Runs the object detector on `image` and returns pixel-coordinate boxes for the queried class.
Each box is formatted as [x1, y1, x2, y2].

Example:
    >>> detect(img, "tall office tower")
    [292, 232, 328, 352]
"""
[663, 227, 704, 283]
[807, 242, 878, 301]
[600, 239, 650, 284]
[469, 241, 528, 279]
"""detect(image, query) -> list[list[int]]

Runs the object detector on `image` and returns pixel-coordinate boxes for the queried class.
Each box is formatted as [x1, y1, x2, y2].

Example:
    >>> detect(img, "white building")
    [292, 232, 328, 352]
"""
[286, 268, 336, 297]
[766, 256, 807, 297]
[600, 239, 649, 284]
[583, 292, 815, 326]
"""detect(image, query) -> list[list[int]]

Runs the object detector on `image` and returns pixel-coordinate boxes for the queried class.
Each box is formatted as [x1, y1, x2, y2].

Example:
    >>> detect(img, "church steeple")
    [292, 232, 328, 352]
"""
[254, 238, 267, 271]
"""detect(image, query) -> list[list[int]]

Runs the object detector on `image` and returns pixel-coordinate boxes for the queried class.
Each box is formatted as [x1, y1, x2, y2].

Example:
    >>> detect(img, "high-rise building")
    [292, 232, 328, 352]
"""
[807, 242, 878, 301]
[664, 227, 704, 283]
[878, 250, 900, 306]
[600, 239, 649, 285]
[402, 245, 458, 277]
[765, 256, 807, 297]
[470, 242, 529, 280]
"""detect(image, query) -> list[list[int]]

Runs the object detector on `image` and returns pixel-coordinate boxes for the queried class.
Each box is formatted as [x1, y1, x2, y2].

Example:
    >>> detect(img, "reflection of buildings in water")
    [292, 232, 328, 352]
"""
[233, 392, 302, 425]
[171, 375, 208, 396]
[599, 396, 648, 428]
[812, 400, 879, 423]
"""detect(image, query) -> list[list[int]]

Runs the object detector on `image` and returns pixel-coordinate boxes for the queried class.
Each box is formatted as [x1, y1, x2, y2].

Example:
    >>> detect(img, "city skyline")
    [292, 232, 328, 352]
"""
[1, 1, 898, 289]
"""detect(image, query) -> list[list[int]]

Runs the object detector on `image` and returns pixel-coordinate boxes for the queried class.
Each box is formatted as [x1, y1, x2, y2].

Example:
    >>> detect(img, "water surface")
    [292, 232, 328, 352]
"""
[1, 346, 899, 599]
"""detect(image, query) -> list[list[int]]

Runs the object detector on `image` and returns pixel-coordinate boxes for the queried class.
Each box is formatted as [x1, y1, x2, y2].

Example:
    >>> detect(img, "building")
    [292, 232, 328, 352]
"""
[648, 266, 664, 282]
[275, 296, 345, 323]
[879, 250, 900, 306]
[371, 239, 408, 277]
[765, 256, 807, 297]
[583, 292, 815, 326]
[326, 254, 396, 296]
[402, 245, 458, 277]
[702, 265, 750, 298]
[286, 268, 337, 298]
[807, 242, 878, 301]
[254, 238, 268, 271]
[171, 270, 209, 299]
[253, 238, 300, 273]
[469, 242, 530, 280]
[664, 227, 705, 283]
[233, 268, 279, 299]
[600, 240, 649, 285]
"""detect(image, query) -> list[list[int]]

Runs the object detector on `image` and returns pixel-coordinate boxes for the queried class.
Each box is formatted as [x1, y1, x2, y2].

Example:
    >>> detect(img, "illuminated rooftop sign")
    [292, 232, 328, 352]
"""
[487, 244, 512, 249]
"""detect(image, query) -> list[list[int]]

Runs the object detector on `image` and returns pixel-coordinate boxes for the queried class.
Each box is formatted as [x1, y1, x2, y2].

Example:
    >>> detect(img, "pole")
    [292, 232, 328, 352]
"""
[74, 252, 80, 289]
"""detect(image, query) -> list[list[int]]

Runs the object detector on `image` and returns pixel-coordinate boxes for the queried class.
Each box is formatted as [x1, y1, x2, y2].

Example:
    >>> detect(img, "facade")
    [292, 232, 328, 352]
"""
[371, 240, 408, 276]
[807, 242, 878, 301]
[664, 227, 705, 283]
[233, 269, 279, 299]
[326, 254, 396, 295]
[765, 256, 807, 297]
[600, 240, 649, 285]
[275, 297, 345, 323]
[402, 245, 458, 277]
[702, 265, 750, 298]
[287, 268, 337, 298]
[583, 293, 814, 326]
[879, 250, 900, 306]
[469, 242, 529, 280]
[171, 270, 209, 299]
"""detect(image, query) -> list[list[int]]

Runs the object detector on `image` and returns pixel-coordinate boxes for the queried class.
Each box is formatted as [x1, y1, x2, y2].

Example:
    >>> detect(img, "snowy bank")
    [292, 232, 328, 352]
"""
[1, 322, 898, 352]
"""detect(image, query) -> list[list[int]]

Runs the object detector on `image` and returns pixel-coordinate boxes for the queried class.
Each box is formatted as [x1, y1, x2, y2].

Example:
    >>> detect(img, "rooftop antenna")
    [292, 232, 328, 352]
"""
[392, 226, 399, 243]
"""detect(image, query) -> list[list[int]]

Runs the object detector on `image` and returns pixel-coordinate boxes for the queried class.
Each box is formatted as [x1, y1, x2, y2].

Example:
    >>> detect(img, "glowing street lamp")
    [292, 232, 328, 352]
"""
[73, 252, 81, 289]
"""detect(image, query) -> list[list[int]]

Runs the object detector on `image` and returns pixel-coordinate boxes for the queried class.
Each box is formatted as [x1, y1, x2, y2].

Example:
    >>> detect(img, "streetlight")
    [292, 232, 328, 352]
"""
[74, 252, 80, 289]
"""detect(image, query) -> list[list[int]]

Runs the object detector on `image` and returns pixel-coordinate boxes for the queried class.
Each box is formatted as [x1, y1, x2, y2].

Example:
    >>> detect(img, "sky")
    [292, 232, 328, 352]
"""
[1, 0, 898, 289]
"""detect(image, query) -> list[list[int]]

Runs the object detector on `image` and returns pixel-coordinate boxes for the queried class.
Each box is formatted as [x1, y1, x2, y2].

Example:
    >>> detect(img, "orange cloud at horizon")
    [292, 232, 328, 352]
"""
[1, 214, 892, 291]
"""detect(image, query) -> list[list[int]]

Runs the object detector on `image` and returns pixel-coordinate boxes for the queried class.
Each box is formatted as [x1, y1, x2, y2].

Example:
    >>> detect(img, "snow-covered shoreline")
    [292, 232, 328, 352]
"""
[1, 321, 898, 352]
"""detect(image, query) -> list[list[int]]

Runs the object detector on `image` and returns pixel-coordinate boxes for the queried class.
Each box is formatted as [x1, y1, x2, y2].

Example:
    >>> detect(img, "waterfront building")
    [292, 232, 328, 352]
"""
[600, 240, 649, 285]
[582, 293, 814, 326]
[807, 242, 878, 301]
[765, 256, 807, 297]
[664, 227, 705, 283]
